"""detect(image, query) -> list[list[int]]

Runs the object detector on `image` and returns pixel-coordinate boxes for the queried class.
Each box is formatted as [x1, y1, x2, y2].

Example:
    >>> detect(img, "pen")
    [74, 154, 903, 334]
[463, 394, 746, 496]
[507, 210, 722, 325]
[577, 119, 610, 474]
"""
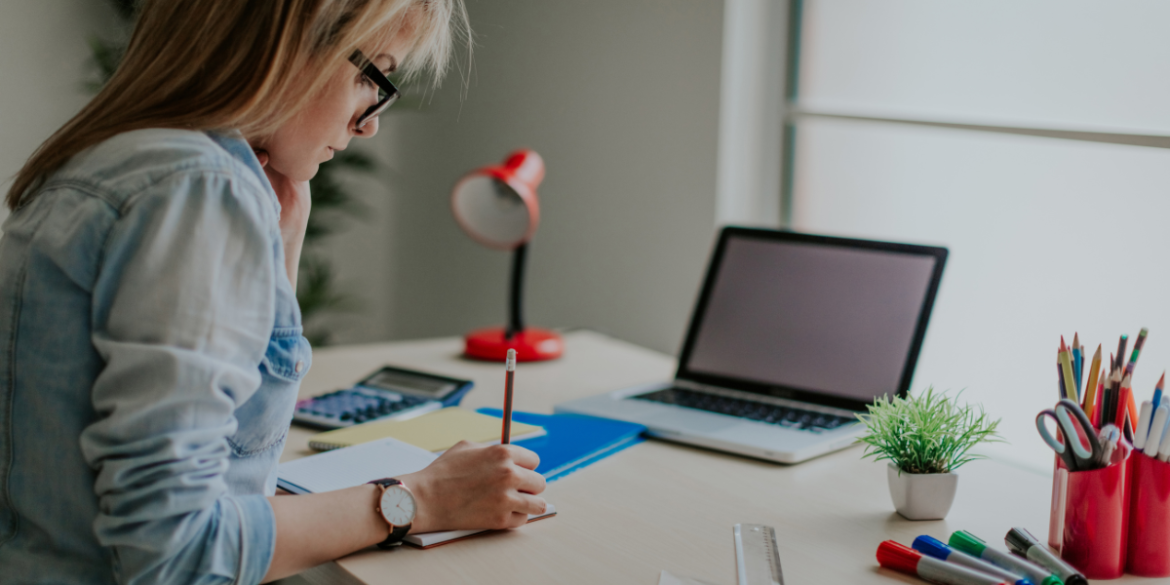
[878, 541, 1010, 585]
[948, 531, 1063, 585]
[1096, 424, 1119, 467]
[913, 536, 1035, 585]
[501, 348, 516, 444]
[1004, 528, 1086, 585]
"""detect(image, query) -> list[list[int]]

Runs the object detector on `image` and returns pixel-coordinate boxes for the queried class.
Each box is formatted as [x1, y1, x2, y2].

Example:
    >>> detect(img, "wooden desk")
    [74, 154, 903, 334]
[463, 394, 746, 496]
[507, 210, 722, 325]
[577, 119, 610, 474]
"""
[279, 331, 1130, 585]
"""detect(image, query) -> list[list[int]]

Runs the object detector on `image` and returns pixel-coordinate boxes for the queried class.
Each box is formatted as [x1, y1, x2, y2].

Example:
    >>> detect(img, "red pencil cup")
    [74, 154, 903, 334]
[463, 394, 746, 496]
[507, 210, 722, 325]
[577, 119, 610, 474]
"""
[1126, 452, 1170, 576]
[1053, 453, 1130, 579]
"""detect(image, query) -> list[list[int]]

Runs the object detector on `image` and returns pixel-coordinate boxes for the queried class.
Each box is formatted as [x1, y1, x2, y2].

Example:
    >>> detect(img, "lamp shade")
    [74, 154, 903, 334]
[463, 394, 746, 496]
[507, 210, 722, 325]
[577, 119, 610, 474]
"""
[451, 149, 543, 250]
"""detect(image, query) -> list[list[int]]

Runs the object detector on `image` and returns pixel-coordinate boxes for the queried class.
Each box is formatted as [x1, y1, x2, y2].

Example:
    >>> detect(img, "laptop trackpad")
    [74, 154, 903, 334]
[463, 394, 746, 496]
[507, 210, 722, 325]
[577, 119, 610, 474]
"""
[645, 410, 739, 433]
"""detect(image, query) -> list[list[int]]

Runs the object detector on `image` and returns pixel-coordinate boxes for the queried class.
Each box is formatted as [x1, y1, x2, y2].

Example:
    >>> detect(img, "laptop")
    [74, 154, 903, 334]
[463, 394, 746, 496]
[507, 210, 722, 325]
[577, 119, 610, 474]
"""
[555, 227, 948, 464]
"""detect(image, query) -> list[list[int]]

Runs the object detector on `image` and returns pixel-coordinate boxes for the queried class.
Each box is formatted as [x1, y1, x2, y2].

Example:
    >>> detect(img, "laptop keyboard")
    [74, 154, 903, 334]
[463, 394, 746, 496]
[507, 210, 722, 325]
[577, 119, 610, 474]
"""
[633, 387, 856, 433]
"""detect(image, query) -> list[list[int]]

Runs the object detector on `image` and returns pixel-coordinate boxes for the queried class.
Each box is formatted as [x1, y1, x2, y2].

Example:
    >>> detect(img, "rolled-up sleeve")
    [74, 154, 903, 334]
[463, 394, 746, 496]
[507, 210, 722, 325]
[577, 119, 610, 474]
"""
[79, 168, 279, 585]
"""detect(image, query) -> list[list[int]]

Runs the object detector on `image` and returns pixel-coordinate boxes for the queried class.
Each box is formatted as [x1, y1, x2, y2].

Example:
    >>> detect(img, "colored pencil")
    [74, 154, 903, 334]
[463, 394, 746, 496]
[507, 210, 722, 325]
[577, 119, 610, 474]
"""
[1117, 335, 1128, 372]
[1072, 333, 1083, 393]
[1125, 327, 1149, 378]
[1059, 337, 1078, 402]
[1154, 372, 1165, 409]
[1083, 345, 1102, 413]
[1117, 375, 1133, 432]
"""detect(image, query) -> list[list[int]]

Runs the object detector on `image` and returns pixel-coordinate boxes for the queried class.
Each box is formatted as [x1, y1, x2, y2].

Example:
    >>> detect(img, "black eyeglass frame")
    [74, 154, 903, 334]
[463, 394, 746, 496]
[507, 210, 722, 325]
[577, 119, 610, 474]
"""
[348, 49, 400, 129]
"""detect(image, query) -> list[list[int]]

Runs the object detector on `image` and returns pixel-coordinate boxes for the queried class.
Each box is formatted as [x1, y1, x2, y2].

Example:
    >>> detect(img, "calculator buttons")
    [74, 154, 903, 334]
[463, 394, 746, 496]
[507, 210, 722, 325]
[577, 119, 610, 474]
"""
[293, 389, 437, 429]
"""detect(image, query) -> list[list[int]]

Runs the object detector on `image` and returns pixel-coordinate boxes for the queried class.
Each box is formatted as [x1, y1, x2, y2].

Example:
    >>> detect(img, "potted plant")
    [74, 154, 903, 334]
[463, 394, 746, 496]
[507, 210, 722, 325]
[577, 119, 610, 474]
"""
[857, 387, 1003, 520]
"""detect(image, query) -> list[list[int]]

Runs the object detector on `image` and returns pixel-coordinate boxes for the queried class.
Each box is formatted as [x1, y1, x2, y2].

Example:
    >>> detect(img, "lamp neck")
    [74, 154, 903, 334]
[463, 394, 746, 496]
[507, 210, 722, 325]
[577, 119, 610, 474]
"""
[506, 243, 527, 339]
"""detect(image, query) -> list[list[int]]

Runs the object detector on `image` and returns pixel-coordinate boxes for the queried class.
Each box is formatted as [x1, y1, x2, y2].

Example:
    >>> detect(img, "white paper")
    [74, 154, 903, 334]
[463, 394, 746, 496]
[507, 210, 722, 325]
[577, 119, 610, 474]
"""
[658, 570, 718, 585]
[404, 504, 557, 547]
[277, 437, 438, 494]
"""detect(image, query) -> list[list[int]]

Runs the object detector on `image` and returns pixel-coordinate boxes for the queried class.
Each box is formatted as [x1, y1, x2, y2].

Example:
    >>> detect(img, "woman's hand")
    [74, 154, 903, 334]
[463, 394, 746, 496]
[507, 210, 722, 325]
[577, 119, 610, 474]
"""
[397, 441, 547, 533]
[253, 149, 311, 288]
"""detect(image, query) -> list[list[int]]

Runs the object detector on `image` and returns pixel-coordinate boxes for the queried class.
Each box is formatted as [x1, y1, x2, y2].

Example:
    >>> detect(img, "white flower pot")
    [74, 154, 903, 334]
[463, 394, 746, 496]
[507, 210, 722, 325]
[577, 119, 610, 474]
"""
[887, 463, 958, 521]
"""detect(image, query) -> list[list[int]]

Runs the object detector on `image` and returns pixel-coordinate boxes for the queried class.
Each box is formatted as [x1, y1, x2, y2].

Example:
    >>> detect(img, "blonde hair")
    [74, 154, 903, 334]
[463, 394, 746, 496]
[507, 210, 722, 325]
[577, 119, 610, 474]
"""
[6, 0, 469, 210]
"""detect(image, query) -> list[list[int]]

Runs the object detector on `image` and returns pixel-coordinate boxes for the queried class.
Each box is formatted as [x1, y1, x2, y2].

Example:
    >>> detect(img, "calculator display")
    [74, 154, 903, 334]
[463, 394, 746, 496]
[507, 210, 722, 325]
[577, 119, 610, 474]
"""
[359, 368, 458, 397]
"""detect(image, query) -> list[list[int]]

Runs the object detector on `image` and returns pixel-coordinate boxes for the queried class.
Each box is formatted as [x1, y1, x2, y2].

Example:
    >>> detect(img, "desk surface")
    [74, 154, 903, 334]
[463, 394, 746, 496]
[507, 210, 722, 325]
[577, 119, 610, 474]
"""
[281, 331, 1146, 585]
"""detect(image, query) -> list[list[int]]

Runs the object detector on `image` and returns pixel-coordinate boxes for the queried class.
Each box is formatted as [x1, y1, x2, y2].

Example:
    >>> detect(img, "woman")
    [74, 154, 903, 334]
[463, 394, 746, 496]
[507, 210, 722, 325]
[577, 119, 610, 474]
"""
[0, 1, 546, 583]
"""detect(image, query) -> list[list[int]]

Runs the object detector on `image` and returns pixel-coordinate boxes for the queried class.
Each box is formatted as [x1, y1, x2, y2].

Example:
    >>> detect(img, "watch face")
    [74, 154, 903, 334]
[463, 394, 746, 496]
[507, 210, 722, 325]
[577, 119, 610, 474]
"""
[379, 485, 416, 526]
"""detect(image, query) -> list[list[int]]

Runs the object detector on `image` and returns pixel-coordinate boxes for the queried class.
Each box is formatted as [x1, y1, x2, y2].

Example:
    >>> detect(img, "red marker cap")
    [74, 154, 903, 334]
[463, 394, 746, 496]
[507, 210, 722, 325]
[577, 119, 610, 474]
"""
[877, 540, 921, 575]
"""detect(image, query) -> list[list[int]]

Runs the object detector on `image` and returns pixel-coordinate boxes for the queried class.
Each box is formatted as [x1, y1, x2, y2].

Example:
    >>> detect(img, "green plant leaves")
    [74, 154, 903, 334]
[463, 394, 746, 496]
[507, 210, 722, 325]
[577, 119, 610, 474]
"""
[855, 387, 1004, 474]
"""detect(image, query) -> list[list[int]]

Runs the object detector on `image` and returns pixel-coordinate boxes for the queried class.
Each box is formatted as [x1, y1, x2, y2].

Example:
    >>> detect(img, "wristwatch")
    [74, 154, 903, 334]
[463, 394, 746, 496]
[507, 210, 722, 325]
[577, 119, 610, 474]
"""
[368, 478, 416, 548]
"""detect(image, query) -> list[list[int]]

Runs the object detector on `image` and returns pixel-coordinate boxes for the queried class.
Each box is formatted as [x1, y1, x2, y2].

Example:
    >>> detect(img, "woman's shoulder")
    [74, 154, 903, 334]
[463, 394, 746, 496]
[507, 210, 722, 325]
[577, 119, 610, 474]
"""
[46, 128, 273, 221]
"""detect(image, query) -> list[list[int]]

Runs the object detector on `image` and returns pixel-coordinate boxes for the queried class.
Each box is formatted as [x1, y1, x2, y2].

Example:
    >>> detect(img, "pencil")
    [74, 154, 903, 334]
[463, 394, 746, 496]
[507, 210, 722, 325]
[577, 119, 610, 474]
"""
[1125, 327, 1149, 378]
[1059, 337, 1078, 402]
[501, 349, 516, 444]
[1117, 335, 1129, 372]
[1154, 372, 1165, 408]
[1117, 375, 1133, 432]
[1083, 345, 1102, 413]
[1072, 333, 1082, 392]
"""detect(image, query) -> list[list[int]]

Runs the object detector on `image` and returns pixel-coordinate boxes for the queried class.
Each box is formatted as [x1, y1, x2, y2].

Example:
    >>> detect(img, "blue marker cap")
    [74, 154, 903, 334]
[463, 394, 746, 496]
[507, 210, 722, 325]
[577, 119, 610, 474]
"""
[912, 535, 952, 560]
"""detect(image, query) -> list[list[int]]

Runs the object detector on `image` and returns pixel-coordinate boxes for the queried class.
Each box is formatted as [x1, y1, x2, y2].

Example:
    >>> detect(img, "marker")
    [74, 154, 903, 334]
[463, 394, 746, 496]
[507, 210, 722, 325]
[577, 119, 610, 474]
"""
[1145, 403, 1169, 457]
[949, 531, 1063, 585]
[878, 541, 1010, 585]
[1157, 415, 1170, 462]
[1004, 528, 1086, 585]
[1096, 424, 1119, 467]
[1134, 400, 1154, 451]
[913, 536, 1035, 585]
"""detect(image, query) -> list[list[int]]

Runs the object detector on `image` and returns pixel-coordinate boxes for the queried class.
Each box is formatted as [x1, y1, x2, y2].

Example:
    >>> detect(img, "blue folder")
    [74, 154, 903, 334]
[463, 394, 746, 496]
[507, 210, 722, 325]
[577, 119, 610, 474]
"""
[476, 409, 646, 482]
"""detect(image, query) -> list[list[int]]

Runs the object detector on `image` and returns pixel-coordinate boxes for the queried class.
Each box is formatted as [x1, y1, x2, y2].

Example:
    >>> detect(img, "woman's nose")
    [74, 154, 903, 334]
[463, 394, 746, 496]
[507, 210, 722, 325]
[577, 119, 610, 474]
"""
[354, 115, 379, 138]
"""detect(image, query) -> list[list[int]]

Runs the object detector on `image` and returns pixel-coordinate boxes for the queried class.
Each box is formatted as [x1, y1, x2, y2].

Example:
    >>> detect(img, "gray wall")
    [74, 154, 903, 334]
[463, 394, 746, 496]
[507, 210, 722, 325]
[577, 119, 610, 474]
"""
[0, 0, 726, 356]
[0, 0, 119, 219]
[373, 0, 724, 354]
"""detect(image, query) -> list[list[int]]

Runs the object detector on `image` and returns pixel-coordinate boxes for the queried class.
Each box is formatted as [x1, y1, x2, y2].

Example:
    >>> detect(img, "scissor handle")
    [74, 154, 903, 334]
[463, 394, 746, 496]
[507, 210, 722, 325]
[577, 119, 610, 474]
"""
[1055, 398, 1100, 462]
[1036, 410, 1070, 456]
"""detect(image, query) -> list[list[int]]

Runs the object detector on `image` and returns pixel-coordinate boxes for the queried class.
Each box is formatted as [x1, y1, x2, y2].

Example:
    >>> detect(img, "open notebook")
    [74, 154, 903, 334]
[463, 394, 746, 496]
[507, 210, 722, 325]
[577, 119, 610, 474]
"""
[276, 436, 555, 548]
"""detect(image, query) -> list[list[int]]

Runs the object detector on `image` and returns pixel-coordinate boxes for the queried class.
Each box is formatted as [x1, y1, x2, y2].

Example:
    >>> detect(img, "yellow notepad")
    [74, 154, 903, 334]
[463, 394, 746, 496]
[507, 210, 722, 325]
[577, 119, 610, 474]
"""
[309, 407, 545, 452]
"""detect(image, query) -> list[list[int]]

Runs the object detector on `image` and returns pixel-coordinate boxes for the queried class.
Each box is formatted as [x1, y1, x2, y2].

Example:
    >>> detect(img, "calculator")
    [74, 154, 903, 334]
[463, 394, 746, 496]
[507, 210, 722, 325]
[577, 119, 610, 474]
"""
[292, 365, 475, 430]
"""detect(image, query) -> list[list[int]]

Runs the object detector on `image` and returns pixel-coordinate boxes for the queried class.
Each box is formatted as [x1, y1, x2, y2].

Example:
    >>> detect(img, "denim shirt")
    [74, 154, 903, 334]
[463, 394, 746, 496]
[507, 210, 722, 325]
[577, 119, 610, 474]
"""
[0, 129, 312, 584]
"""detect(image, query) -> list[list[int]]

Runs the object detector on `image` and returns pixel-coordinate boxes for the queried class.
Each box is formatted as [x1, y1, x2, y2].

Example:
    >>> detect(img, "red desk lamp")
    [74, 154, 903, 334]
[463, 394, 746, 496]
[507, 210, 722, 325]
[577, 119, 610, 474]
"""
[451, 149, 564, 362]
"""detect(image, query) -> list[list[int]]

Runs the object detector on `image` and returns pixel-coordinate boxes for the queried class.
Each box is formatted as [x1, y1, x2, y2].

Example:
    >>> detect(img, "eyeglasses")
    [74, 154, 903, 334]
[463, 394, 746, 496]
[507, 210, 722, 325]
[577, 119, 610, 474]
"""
[348, 49, 400, 129]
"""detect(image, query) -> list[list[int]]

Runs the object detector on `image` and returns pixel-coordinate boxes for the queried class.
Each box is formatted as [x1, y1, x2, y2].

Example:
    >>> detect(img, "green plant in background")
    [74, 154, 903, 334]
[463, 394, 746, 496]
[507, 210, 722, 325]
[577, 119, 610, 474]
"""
[856, 387, 1003, 475]
[88, 0, 378, 345]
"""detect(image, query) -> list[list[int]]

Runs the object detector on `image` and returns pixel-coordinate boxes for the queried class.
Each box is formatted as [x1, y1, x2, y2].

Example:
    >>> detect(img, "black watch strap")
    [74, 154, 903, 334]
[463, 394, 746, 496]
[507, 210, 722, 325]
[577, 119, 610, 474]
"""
[368, 478, 412, 548]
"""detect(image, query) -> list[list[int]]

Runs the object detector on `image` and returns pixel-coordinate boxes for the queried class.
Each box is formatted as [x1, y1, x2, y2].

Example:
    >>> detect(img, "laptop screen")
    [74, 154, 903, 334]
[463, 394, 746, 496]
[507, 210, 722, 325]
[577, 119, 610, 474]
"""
[677, 229, 947, 411]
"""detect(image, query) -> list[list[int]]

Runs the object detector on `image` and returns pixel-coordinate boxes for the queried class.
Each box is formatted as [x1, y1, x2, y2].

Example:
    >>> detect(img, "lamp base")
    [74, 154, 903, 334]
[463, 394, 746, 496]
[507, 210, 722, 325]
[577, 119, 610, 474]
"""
[463, 327, 563, 362]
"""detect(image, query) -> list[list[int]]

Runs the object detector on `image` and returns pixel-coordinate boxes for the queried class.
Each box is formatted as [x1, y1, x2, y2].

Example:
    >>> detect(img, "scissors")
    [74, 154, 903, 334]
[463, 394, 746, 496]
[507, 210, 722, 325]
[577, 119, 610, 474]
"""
[1036, 399, 1101, 471]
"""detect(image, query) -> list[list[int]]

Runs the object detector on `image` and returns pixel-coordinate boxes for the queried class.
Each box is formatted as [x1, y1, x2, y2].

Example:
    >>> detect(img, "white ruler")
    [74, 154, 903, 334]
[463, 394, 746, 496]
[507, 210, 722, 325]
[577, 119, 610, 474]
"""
[733, 524, 784, 585]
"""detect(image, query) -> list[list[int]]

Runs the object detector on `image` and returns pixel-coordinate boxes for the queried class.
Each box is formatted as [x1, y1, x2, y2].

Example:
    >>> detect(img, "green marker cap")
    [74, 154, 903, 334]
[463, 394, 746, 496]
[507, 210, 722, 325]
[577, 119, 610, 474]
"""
[948, 530, 986, 556]
[1041, 576, 1063, 585]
